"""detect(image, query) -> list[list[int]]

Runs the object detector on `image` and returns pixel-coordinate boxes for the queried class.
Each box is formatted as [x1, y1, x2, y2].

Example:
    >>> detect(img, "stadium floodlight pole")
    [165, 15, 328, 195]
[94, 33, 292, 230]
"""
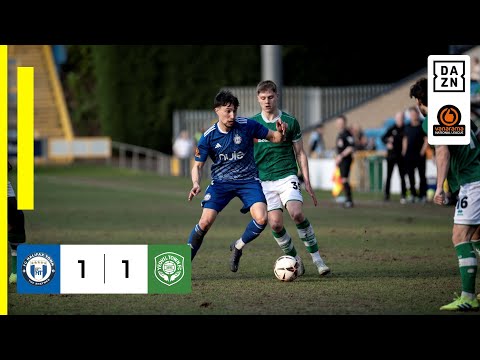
[261, 45, 283, 109]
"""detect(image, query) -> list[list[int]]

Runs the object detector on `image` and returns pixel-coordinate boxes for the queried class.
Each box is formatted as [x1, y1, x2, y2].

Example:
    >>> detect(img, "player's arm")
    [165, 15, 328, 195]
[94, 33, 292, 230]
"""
[265, 119, 287, 143]
[336, 136, 354, 165]
[433, 145, 450, 206]
[188, 160, 205, 201]
[338, 144, 354, 158]
[293, 139, 317, 206]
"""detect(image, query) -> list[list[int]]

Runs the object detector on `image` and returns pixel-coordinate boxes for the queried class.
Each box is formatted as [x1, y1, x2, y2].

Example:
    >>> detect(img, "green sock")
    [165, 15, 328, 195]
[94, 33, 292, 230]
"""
[472, 239, 480, 255]
[296, 219, 319, 253]
[273, 228, 297, 257]
[11, 255, 17, 274]
[455, 242, 477, 295]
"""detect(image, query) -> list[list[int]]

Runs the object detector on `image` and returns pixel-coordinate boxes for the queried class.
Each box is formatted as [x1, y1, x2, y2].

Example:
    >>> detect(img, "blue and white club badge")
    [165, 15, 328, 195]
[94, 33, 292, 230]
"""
[22, 252, 57, 286]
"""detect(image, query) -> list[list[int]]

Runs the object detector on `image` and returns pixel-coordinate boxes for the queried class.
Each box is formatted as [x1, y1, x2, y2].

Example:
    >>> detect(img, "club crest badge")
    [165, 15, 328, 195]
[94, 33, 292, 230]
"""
[234, 133, 242, 145]
[21, 252, 56, 286]
[154, 252, 185, 286]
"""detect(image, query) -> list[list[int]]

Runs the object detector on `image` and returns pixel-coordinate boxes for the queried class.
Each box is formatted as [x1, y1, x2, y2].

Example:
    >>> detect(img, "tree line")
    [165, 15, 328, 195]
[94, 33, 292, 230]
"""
[62, 45, 447, 154]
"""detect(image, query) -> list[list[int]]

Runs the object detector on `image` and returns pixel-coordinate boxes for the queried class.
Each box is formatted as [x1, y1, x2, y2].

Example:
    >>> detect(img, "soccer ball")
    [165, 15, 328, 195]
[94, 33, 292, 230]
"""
[274, 255, 299, 282]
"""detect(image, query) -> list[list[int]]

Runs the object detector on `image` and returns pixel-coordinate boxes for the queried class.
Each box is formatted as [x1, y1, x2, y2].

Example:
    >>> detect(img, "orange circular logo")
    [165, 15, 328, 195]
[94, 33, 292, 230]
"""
[437, 105, 461, 127]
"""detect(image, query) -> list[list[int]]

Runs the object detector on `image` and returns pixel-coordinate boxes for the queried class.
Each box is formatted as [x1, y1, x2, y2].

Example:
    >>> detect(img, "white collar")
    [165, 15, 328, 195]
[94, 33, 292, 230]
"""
[261, 110, 282, 123]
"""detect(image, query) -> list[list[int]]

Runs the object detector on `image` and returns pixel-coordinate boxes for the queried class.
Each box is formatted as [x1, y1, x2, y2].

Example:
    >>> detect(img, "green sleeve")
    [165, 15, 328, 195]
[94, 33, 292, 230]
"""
[292, 118, 301, 141]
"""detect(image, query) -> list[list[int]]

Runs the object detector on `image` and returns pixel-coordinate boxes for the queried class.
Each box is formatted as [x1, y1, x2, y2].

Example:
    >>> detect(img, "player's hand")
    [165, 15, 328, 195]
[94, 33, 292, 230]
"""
[335, 154, 342, 166]
[304, 182, 318, 207]
[276, 119, 287, 139]
[188, 182, 201, 201]
[433, 188, 445, 206]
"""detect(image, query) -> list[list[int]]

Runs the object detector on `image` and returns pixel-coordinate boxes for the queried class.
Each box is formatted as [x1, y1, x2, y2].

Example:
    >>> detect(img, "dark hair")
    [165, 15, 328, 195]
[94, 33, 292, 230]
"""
[336, 114, 347, 122]
[409, 77, 428, 106]
[214, 90, 239, 110]
[256, 80, 277, 94]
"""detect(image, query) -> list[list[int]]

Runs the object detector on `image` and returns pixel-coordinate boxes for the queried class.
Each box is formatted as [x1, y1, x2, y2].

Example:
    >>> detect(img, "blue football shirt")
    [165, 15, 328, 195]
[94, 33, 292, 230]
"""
[195, 117, 269, 181]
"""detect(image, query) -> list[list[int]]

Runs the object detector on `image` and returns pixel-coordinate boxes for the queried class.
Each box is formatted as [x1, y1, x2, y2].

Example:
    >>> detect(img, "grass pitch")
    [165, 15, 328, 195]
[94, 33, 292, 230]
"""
[7, 164, 479, 315]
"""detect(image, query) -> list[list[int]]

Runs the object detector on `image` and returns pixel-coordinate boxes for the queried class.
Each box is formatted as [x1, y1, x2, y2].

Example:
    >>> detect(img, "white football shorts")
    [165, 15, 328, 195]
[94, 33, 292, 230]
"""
[261, 174, 303, 212]
[454, 180, 480, 225]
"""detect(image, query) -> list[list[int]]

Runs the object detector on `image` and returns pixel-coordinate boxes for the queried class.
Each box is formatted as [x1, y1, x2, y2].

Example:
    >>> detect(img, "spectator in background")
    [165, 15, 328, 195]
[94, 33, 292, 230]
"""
[173, 130, 194, 177]
[402, 106, 428, 203]
[350, 123, 368, 150]
[335, 115, 356, 208]
[381, 111, 407, 203]
[308, 123, 325, 158]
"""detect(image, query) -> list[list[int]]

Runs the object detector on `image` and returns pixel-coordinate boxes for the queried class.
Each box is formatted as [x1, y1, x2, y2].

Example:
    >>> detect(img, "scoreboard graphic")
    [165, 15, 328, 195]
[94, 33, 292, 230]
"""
[17, 244, 191, 294]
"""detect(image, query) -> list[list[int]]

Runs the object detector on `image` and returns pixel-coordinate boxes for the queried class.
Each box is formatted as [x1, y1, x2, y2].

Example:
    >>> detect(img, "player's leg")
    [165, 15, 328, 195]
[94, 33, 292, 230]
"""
[267, 208, 305, 276]
[440, 224, 479, 311]
[187, 182, 230, 261]
[187, 208, 218, 260]
[340, 159, 353, 208]
[283, 191, 330, 276]
[469, 225, 480, 300]
[472, 225, 480, 256]
[417, 158, 428, 202]
[8, 189, 26, 285]
[384, 158, 395, 201]
[230, 181, 268, 272]
[262, 179, 302, 272]
[471, 225, 480, 301]
[440, 183, 479, 311]
[268, 210, 297, 257]
[406, 162, 417, 201]
[397, 158, 407, 204]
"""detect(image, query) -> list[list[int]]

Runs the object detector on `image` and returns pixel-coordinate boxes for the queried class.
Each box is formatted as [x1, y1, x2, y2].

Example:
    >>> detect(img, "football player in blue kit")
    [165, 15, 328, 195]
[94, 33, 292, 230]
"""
[187, 90, 286, 272]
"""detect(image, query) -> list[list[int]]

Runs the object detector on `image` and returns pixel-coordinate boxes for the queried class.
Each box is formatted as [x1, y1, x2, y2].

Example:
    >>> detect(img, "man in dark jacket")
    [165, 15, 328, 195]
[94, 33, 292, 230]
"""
[382, 111, 407, 203]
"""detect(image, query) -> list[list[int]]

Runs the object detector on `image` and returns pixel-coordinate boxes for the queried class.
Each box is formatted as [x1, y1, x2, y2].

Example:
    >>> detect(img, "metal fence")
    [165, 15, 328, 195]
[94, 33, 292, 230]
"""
[173, 84, 392, 139]
[109, 141, 172, 175]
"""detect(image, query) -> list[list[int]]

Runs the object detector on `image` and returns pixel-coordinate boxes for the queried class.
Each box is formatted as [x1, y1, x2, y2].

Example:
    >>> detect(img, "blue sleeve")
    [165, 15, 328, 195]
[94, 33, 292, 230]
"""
[249, 119, 269, 139]
[194, 135, 209, 162]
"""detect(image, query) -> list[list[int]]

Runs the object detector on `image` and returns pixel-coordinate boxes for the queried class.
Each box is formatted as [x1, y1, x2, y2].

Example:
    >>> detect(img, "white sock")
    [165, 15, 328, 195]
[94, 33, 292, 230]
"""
[310, 252, 322, 263]
[235, 239, 246, 250]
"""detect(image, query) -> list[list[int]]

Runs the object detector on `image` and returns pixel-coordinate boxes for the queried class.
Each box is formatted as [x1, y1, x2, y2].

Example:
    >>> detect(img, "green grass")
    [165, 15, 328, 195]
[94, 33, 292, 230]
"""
[7, 164, 479, 315]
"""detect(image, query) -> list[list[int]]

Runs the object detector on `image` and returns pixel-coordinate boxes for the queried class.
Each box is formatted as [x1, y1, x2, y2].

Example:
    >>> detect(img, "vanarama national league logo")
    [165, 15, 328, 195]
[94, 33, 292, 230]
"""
[154, 252, 185, 286]
[428, 55, 470, 145]
[22, 252, 56, 286]
[434, 104, 465, 136]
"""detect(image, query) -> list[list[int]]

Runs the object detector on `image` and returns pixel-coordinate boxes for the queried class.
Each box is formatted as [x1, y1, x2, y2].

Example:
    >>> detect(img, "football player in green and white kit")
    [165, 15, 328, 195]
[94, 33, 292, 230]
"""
[411, 77, 480, 311]
[252, 80, 330, 277]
